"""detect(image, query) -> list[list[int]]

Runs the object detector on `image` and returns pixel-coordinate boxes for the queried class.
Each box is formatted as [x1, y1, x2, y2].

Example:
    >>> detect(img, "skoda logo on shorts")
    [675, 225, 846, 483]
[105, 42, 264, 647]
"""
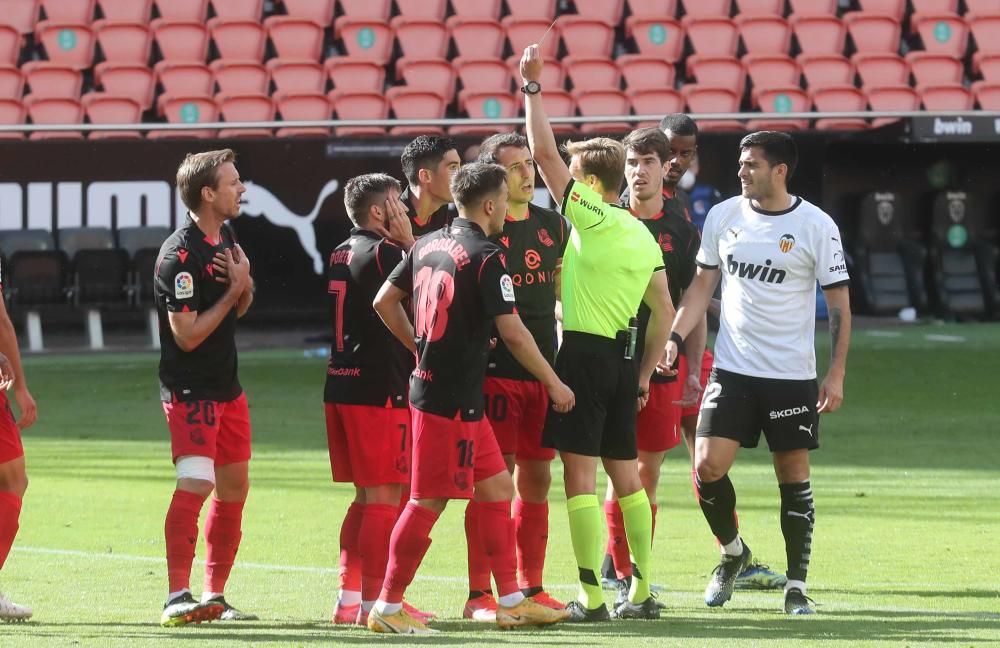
[778, 234, 796, 253]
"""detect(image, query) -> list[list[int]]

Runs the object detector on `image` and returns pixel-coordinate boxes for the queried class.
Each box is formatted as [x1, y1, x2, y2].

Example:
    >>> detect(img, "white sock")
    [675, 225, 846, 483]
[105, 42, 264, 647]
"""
[785, 579, 806, 595]
[201, 591, 222, 603]
[722, 535, 744, 557]
[167, 588, 190, 603]
[498, 592, 525, 607]
[361, 600, 375, 612]
[338, 589, 362, 606]
[375, 600, 402, 616]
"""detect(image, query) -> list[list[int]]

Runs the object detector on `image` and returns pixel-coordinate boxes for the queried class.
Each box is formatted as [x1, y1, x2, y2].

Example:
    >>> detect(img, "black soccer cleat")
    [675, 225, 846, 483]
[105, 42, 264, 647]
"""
[784, 588, 816, 615]
[704, 542, 753, 607]
[564, 600, 611, 623]
[611, 595, 661, 620]
[203, 595, 259, 621]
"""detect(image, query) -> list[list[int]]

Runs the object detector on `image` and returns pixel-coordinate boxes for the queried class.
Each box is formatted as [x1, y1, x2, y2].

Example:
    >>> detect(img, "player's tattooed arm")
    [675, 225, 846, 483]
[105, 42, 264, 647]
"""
[818, 285, 851, 413]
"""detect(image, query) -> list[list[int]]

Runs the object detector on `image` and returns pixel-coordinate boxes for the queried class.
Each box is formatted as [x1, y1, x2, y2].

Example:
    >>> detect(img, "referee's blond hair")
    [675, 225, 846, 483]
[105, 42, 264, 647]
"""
[563, 138, 625, 196]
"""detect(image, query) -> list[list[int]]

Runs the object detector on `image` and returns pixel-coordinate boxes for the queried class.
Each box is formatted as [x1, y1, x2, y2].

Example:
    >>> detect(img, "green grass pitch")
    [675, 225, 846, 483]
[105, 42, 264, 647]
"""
[2, 322, 998, 646]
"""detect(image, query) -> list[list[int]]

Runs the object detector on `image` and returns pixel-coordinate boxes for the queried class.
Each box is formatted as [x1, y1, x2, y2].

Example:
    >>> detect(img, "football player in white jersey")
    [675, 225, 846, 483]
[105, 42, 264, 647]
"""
[664, 131, 852, 615]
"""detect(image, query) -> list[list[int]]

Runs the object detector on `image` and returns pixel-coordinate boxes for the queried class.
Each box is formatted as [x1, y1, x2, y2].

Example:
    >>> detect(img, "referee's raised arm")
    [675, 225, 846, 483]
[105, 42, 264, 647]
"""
[520, 44, 572, 204]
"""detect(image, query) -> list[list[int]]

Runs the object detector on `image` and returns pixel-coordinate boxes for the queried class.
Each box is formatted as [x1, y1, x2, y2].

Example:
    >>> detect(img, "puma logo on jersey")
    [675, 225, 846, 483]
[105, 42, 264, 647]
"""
[727, 255, 787, 284]
[770, 406, 809, 419]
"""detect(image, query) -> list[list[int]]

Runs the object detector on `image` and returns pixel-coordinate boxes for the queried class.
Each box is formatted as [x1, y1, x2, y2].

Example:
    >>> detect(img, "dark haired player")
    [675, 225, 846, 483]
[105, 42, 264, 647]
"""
[399, 135, 461, 237]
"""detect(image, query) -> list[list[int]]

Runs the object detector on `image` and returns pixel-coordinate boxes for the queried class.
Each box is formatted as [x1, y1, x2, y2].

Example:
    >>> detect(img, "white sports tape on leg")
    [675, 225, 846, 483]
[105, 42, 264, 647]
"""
[175, 456, 216, 484]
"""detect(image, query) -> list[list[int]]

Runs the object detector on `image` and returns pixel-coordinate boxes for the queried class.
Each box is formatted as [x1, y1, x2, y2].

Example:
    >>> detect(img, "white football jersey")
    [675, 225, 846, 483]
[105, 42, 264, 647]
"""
[697, 195, 849, 380]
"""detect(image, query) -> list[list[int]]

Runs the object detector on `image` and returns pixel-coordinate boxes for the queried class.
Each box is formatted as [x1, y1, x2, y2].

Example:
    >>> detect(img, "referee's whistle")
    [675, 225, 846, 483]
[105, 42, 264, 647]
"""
[625, 317, 638, 360]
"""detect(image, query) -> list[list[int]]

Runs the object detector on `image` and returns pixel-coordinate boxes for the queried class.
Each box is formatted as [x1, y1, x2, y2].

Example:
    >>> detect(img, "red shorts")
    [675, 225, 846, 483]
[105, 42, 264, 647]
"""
[681, 348, 715, 419]
[0, 393, 23, 464]
[410, 407, 507, 500]
[483, 377, 555, 462]
[163, 392, 252, 465]
[636, 380, 682, 453]
[325, 403, 411, 487]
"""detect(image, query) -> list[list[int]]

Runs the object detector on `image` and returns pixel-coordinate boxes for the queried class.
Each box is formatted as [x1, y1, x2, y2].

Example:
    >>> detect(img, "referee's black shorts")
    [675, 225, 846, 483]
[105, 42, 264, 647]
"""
[542, 331, 638, 460]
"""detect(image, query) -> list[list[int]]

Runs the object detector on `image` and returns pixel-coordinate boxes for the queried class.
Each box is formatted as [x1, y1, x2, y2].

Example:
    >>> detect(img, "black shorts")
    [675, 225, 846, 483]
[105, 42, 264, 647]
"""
[696, 367, 820, 452]
[542, 331, 638, 460]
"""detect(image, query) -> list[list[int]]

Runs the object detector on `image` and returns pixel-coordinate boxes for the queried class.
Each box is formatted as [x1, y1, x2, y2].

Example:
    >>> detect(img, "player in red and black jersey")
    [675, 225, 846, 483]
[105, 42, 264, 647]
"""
[154, 149, 256, 627]
[368, 163, 574, 634]
[399, 135, 461, 238]
[454, 133, 569, 621]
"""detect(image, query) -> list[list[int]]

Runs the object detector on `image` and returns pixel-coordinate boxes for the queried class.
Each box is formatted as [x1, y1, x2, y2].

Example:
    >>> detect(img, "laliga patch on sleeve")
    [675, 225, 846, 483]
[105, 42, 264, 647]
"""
[175, 272, 194, 299]
[500, 274, 516, 302]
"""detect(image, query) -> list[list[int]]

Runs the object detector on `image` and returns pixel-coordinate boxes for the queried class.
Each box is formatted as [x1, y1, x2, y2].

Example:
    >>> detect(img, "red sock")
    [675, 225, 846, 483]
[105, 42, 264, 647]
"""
[477, 500, 518, 598]
[651, 502, 659, 543]
[514, 498, 548, 590]
[359, 503, 397, 602]
[0, 491, 22, 570]
[165, 489, 206, 592]
[464, 500, 492, 593]
[380, 502, 439, 604]
[604, 500, 631, 579]
[203, 498, 244, 594]
[339, 502, 364, 593]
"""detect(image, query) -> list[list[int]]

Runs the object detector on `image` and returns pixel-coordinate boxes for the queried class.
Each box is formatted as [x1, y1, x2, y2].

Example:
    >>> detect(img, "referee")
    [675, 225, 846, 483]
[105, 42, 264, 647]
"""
[521, 44, 675, 621]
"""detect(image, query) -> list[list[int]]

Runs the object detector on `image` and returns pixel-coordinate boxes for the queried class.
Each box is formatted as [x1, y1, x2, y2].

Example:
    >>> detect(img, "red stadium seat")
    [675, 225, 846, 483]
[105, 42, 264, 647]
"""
[625, 16, 684, 61]
[395, 57, 455, 102]
[265, 17, 324, 61]
[156, 94, 217, 138]
[628, 88, 684, 126]
[791, 15, 846, 55]
[506, 55, 565, 91]
[329, 89, 387, 135]
[919, 83, 973, 110]
[564, 56, 621, 91]
[211, 0, 263, 20]
[152, 19, 210, 62]
[972, 80, 1000, 109]
[395, 0, 447, 20]
[93, 20, 151, 64]
[337, 0, 390, 20]
[153, 0, 208, 21]
[155, 61, 213, 96]
[744, 54, 800, 92]
[574, 0, 625, 24]
[798, 54, 854, 90]
[682, 85, 743, 131]
[40, 0, 95, 23]
[735, 0, 784, 14]
[391, 17, 449, 59]
[911, 0, 958, 11]
[208, 18, 266, 61]
[557, 17, 615, 58]
[82, 92, 142, 138]
[787, 0, 837, 14]
[282, 0, 335, 25]
[210, 60, 269, 94]
[267, 59, 325, 94]
[687, 55, 745, 96]
[911, 13, 968, 58]
[386, 86, 447, 135]
[574, 89, 631, 133]
[969, 15, 1000, 59]
[22, 61, 82, 98]
[617, 54, 676, 90]
[905, 52, 963, 87]
[0, 66, 25, 99]
[334, 18, 393, 63]
[679, 0, 730, 17]
[504, 17, 560, 59]
[0, 98, 26, 139]
[856, 0, 905, 18]
[811, 85, 868, 129]
[325, 57, 385, 91]
[97, 0, 151, 22]
[36, 22, 95, 69]
[843, 13, 901, 54]
[866, 84, 918, 127]
[216, 91, 274, 137]
[447, 16, 505, 59]
[853, 52, 908, 87]
[94, 62, 155, 109]
[683, 17, 739, 57]
[274, 90, 331, 136]
[965, 0, 1000, 12]
[979, 55, 1000, 82]
[24, 94, 84, 139]
[454, 57, 510, 93]
[736, 16, 791, 55]
[0, 26, 21, 66]
[452, 89, 517, 134]
[531, 88, 575, 133]
[751, 86, 810, 131]
[504, 0, 556, 20]
[627, 0, 677, 14]
[4, 1, 40, 36]
[450, 0, 502, 19]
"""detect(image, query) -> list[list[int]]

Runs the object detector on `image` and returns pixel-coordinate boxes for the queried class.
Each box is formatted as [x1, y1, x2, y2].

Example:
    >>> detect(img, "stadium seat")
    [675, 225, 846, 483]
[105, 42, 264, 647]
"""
[36, 22, 95, 69]
[627, 0, 678, 14]
[452, 89, 517, 134]
[40, 0, 95, 23]
[979, 55, 1000, 82]
[843, 13, 901, 53]
[866, 84, 918, 127]
[564, 56, 621, 91]
[744, 54, 800, 92]
[117, 225, 170, 305]
[216, 92, 274, 137]
[153, 0, 208, 21]
[208, 18, 266, 61]
[267, 59, 325, 94]
[628, 87, 684, 126]
[0, 26, 19, 66]
[686, 55, 745, 96]
[504, 0, 556, 20]
[152, 20, 210, 62]
[790, 15, 846, 55]
[912, 0, 957, 11]
[447, 16, 505, 59]
[4, 0, 40, 36]
[574, 0, 625, 24]
[504, 17, 560, 59]
[681, 85, 743, 130]
[333, 18, 393, 63]
[617, 54, 675, 90]
[926, 191, 998, 317]
[736, 15, 792, 55]
[853, 52, 908, 87]
[734, 0, 784, 15]
[972, 80, 1000, 108]
[274, 90, 331, 136]
[0, 98, 27, 139]
[682, 17, 739, 57]
[93, 20, 151, 64]
[0, 229, 56, 257]
[968, 15, 1000, 58]
[450, 0, 502, 19]
[22, 61, 81, 98]
[966, 0, 1000, 11]
[211, 0, 263, 20]
[506, 55, 565, 91]
[337, 0, 391, 20]
[24, 94, 84, 138]
[905, 52, 963, 87]
[328, 89, 387, 135]
[395, 0, 447, 20]
[574, 89, 631, 133]
[454, 57, 510, 93]
[918, 83, 973, 110]
[395, 57, 455, 102]
[749, 86, 810, 130]
[93, 62, 155, 109]
[154, 93, 218, 138]
[325, 57, 385, 91]
[679, 0, 730, 17]
[855, 0, 905, 18]
[81, 92, 142, 138]
[798, 54, 854, 90]
[155, 61, 213, 96]
[391, 17, 449, 59]
[531, 88, 575, 133]
[787, 0, 837, 14]
[811, 85, 868, 129]
[5, 249, 69, 308]
[385, 86, 447, 134]
[210, 60, 269, 94]
[0, 66, 24, 99]
[556, 17, 615, 58]
[911, 13, 968, 58]
[625, 16, 684, 61]
[265, 17, 325, 61]
[61, 227, 130, 309]
[97, 0, 150, 22]
[282, 0, 335, 25]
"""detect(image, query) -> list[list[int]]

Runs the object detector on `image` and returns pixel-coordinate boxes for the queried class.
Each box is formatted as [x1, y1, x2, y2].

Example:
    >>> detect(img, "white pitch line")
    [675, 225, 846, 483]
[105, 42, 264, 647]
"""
[924, 334, 966, 343]
[866, 330, 903, 338]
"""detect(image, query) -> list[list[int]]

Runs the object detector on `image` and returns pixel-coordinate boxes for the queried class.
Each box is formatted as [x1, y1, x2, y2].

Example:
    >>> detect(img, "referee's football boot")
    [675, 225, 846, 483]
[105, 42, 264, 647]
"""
[784, 588, 816, 615]
[0, 592, 31, 622]
[704, 542, 753, 607]
[600, 554, 618, 590]
[735, 561, 787, 590]
[203, 595, 259, 621]
[160, 592, 224, 627]
[564, 600, 611, 623]
[611, 594, 661, 620]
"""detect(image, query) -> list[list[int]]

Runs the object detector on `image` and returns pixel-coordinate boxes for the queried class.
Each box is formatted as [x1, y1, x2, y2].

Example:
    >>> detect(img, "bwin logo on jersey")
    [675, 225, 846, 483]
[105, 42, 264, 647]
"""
[726, 255, 787, 284]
